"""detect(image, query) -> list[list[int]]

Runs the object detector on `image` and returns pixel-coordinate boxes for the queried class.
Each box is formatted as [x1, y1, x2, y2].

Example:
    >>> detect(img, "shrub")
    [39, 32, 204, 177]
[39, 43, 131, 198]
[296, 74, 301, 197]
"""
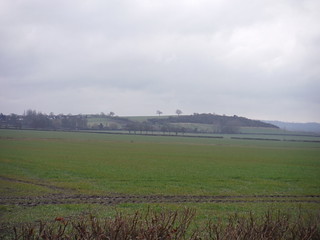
[9, 209, 320, 240]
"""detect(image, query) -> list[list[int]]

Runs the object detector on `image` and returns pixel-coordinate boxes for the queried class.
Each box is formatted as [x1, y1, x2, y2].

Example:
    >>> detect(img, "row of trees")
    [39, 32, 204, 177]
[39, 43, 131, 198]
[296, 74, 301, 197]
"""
[0, 110, 88, 130]
[126, 122, 186, 135]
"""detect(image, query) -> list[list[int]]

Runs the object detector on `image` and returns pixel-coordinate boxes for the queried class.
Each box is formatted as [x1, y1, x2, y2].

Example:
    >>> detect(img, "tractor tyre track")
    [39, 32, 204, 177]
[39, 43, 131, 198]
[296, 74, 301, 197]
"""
[0, 176, 72, 191]
[1, 194, 320, 206]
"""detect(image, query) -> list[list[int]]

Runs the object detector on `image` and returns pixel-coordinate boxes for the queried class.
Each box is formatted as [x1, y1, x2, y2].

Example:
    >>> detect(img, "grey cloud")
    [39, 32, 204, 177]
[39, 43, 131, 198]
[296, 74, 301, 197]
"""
[0, 0, 319, 121]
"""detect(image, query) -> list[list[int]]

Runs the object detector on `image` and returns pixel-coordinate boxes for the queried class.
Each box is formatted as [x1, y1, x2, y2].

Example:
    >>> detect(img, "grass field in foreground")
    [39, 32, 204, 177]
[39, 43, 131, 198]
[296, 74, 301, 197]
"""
[1, 129, 319, 196]
[0, 129, 319, 226]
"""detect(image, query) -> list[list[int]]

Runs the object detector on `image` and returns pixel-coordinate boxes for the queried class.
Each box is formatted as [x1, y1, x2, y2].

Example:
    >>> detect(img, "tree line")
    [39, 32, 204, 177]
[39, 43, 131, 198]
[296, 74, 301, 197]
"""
[125, 122, 186, 135]
[0, 110, 88, 130]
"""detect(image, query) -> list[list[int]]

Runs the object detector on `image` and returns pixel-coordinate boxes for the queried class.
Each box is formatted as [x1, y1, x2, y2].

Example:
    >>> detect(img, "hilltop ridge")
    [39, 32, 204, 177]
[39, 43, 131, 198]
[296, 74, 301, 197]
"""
[148, 113, 277, 128]
[0, 112, 278, 134]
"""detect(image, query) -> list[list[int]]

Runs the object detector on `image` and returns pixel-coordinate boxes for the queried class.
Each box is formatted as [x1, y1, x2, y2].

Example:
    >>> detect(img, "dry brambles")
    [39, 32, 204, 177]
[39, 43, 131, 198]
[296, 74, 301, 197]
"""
[8, 208, 320, 240]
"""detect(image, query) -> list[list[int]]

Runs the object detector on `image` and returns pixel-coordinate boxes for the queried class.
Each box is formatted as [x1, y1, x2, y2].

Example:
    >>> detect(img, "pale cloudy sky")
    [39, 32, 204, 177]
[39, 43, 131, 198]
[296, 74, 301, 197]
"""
[0, 0, 319, 122]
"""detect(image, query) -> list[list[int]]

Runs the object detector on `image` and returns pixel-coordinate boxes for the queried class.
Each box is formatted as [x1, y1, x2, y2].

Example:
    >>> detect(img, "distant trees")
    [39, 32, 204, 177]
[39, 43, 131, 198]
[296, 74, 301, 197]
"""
[156, 110, 163, 117]
[1, 114, 22, 129]
[176, 109, 182, 116]
[0, 110, 88, 130]
[126, 121, 154, 134]
[24, 110, 52, 129]
[50, 114, 87, 130]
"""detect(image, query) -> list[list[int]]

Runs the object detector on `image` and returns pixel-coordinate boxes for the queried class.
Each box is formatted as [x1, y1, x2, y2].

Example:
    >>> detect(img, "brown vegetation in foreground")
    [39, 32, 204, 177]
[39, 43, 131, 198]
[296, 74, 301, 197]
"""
[8, 209, 320, 240]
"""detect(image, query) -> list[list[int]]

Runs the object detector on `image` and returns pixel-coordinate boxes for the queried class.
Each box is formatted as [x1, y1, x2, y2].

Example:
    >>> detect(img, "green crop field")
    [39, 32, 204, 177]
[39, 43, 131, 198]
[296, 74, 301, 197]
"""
[0, 129, 320, 230]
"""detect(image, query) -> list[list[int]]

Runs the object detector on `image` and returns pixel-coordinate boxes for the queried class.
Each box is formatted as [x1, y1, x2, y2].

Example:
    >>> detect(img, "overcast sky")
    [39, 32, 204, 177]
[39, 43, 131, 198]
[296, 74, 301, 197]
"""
[1, 0, 319, 122]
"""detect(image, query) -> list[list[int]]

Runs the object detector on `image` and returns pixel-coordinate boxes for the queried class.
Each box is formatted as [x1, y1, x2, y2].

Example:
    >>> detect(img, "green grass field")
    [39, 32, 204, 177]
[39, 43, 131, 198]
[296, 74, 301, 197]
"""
[1, 129, 319, 227]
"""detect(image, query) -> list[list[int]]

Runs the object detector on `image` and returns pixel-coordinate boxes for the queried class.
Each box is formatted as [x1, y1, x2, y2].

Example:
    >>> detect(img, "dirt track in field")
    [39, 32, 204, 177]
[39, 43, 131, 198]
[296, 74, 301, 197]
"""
[1, 194, 320, 207]
[1, 176, 320, 206]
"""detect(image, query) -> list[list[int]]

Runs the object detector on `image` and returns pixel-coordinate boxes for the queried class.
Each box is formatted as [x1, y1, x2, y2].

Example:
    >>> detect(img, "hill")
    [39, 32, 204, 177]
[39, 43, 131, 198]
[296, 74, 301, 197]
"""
[114, 113, 278, 134]
[0, 112, 278, 134]
[148, 114, 276, 127]
[86, 113, 279, 134]
[144, 113, 277, 134]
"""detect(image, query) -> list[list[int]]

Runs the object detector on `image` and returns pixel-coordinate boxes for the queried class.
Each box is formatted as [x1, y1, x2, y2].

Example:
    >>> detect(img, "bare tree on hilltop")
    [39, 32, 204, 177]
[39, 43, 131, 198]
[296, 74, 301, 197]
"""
[176, 109, 182, 116]
[156, 110, 163, 117]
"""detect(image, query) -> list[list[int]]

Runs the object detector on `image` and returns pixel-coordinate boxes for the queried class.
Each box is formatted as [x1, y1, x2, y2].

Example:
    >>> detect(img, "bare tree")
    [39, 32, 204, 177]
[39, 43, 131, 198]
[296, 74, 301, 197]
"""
[109, 112, 115, 117]
[156, 110, 163, 117]
[176, 109, 182, 116]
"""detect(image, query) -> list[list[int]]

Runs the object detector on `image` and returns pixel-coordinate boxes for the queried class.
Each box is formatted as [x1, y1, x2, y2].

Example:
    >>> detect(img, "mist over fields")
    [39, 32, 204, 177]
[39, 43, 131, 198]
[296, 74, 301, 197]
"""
[264, 120, 320, 133]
